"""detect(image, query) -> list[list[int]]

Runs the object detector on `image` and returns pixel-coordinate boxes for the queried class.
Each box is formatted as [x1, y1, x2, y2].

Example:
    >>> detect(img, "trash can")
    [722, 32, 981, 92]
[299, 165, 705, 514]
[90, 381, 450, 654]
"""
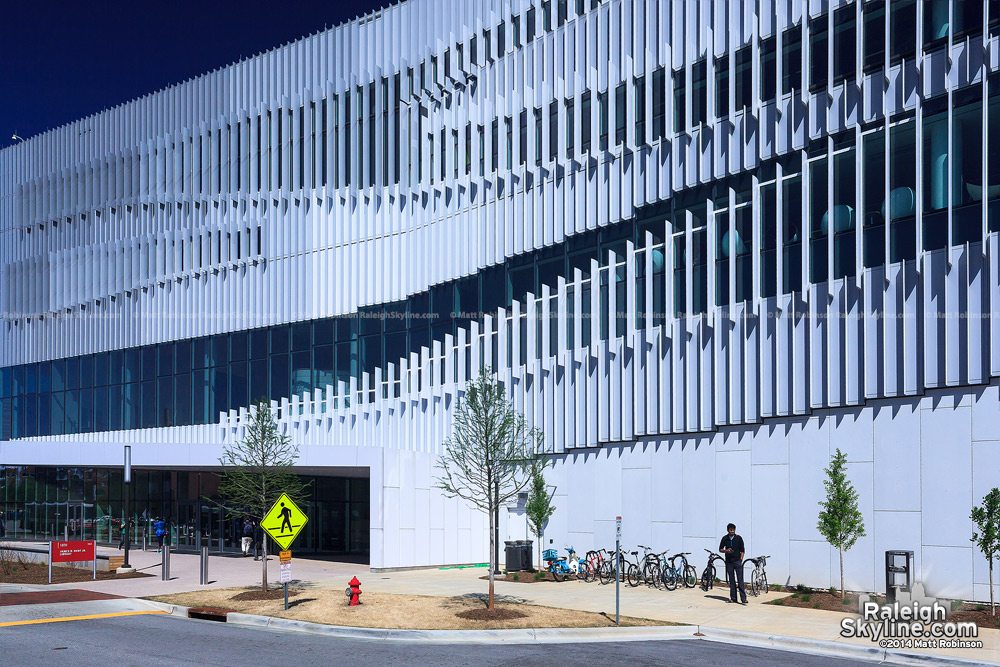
[504, 540, 534, 571]
[519, 540, 533, 571]
[505, 541, 523, 571]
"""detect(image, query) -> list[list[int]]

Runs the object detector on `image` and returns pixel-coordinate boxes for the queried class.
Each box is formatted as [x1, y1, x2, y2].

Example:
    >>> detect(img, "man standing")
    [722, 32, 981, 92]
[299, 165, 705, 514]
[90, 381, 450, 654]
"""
[241, 518, 253, 556]
[719, 522, 747, 604]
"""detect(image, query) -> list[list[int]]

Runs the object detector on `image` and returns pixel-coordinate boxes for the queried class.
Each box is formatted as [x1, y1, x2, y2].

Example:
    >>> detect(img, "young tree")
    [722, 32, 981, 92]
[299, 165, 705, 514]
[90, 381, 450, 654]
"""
[817, 448, 866, 599]
[436, 370, 543, 611]
[971, 487, 1000, 617]
[525, 462, 555, 571]
[216, 399, 309, 591]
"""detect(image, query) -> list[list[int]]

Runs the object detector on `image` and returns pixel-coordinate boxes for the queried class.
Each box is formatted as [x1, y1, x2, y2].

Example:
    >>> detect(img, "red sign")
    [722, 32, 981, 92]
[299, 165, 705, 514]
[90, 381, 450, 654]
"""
[51, 540, 95, 563]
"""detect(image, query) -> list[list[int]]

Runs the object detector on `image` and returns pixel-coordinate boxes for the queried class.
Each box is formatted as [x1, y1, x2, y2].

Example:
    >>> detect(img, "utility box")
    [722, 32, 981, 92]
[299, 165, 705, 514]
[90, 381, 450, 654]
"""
[885, 550, 914, 604]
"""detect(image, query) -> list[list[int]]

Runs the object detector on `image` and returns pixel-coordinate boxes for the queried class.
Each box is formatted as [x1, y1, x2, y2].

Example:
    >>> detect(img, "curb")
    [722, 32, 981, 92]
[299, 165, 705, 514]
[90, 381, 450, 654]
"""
[697, 627, 995, 667]
[141, 599, 993, 664]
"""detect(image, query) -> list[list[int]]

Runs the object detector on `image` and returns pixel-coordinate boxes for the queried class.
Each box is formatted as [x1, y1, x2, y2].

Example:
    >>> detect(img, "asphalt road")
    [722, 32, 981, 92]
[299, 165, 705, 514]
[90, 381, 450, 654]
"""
[4, 613, 880, 666]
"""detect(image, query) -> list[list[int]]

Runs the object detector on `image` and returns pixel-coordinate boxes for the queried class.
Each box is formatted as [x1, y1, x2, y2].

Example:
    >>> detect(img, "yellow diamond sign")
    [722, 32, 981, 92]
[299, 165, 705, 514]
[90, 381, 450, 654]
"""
[262, 493, 308, 550]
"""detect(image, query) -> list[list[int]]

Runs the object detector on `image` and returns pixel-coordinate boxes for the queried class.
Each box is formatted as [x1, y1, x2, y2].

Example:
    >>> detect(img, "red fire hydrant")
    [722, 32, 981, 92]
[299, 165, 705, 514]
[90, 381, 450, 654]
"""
[346, 576, 362, 606]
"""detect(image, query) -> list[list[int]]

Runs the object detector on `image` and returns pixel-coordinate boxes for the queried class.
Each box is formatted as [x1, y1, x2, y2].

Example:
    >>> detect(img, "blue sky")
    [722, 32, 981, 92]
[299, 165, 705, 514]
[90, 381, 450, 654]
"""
[0, 0, 389, 150]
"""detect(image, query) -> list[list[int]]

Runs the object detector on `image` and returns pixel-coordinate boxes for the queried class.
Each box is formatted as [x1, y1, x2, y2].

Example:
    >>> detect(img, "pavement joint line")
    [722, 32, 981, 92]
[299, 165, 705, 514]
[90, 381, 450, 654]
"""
[139, 600, 995, 664]
[0, 610, 168, 628]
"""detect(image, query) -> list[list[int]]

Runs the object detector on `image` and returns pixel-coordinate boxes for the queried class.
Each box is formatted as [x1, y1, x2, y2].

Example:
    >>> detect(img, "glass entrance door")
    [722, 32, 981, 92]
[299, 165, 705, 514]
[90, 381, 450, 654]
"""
[67, 503, 86, 540]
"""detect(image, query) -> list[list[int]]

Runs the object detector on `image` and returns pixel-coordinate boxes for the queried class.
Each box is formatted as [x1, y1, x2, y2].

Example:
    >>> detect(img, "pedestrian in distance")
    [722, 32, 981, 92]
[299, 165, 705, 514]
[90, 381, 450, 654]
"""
[242, 518, 254, 556]
[154, 516, 166, 553]
[117, 517, 129, 550]
[253, 520, 264, 561]
[720, 522, 748, 604]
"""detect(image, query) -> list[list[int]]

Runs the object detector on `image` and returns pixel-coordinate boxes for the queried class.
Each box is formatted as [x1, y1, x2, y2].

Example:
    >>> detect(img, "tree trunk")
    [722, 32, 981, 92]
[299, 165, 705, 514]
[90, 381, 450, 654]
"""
[990, 561, 995, 617]
[538, 529, 543, 571]
[839, 547, 845, 599]
[488, 511, 495, 611]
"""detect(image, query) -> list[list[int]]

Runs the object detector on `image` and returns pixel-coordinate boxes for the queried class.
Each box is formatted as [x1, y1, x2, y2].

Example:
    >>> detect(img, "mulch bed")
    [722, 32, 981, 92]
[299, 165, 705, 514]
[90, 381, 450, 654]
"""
[767, 588, 875, 613]
[230, 588, 301, 602]
[948, 603, 1000, 629]
[479, 571, 566, 583]
[0, 562, 152, 585]
[455, 607, 528, 621]
[769, 589, 1000, 630]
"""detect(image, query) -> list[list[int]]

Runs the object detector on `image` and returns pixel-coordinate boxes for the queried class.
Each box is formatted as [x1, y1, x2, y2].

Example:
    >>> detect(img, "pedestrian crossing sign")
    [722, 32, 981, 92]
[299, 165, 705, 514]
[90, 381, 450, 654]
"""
[262, 493, 308, 550]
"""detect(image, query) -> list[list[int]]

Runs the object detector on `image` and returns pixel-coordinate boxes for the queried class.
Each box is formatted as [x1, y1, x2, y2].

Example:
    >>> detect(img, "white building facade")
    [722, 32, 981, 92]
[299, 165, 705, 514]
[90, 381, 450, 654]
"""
[1, 0, 998, 600]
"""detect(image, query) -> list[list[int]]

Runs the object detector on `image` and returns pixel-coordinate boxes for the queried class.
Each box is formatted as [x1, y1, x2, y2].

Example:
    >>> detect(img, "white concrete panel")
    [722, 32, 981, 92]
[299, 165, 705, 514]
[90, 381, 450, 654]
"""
[750, 422, 788, 465]
[920, 405, 974, 548]
[872, 510, 922, 595]
[751, 463, 790, 588]
[621, 467, 653, 548]
[716, 449, 752, 539]
[922, 545, 975, 601]
[788, 540, 830, 590]
[788, 416, 830, 542]
[682, 437, 716, 539]
[872, 398, 922, 512]
[832, 408, 874, 463]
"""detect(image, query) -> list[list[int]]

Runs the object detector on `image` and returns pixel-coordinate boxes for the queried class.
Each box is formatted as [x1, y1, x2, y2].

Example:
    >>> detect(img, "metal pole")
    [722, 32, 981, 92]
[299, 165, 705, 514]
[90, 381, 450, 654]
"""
[284, 582, 288, 610]
[123, 446, 132, 570]
[200, 546, 209, 585]
[48, 541, 52, 584]
[615, 516, 621, 627]
[93, 541, 96, 580]
[162, 544, 170, 581]
[493, 480, 500, 575]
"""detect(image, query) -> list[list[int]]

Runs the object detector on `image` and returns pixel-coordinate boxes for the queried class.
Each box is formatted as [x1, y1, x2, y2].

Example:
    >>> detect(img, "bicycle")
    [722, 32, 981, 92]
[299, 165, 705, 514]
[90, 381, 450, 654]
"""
[743, 554, 770, 596]
[583, 548, 608, 583]
[700, 548, 726, 591]
[668, 551, 698, 588]
[637, 545, 663, 588]
[658, 551, 682, 591]
[598, 547, 642, 587]
[543, 548, 575, 582]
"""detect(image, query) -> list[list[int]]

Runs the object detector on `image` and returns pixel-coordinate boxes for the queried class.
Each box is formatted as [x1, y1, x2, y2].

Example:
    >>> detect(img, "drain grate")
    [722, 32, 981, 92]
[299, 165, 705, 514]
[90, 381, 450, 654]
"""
[187, 607, 233, 622]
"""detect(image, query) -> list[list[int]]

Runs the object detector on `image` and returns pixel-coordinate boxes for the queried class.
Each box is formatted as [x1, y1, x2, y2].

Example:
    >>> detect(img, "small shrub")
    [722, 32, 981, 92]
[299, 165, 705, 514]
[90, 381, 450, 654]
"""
[791, 593, 800, 599]
[773, 599, 784, 606]
[534, 571, 544, 581]
[976, 604, 985, 612]
[829, 586, 838, 595]
[813, 602, 820, 609]
[842, 598, 851, 605]
[796, 584, 807, 592]
[951, 600, 963, 611]
[511, 573, 519, 582]
[801, 594, 812, 602]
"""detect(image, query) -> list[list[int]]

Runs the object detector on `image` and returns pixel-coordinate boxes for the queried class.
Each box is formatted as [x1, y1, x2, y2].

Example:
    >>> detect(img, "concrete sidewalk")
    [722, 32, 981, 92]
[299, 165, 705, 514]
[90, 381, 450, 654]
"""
[9, 540, 367, 597]
[8, 543, 997, 664]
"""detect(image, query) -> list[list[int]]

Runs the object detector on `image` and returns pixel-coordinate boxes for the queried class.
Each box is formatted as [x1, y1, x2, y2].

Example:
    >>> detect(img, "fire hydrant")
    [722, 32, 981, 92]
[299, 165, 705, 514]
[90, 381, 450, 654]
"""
[346, 576, 362, 606]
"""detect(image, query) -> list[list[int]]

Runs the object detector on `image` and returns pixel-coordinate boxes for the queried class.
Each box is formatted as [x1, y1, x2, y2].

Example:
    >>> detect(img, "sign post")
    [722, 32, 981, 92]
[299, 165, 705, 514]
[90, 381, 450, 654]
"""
[49, 541, 97, 584]
[615, 516, 622, 627]
[263, 494, 308, 609]
[279, 550, 292, 610]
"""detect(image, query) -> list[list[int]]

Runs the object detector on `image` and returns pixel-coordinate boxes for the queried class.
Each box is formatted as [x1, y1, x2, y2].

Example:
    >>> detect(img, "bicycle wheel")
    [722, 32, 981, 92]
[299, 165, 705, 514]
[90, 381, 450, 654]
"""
[759, 571, 768, 594]
[598, 562, 613, 586]
[701, 565, 714, 591]
[645, 563, 662, 589]
[551, 566, 564, 582]
[662, 566, 678, 591]
[684, 564, 698, 588]
[627, 563, 642, 587]
[642, 562, 656, 587]
[577, 560, 592, 581]
[747, 568, 759, 596]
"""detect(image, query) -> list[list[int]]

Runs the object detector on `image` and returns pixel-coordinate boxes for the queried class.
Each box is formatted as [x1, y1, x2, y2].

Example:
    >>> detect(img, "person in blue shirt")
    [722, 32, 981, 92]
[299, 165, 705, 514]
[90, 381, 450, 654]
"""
[154, 517, 166, 553]
[719, 522, 747, 604]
